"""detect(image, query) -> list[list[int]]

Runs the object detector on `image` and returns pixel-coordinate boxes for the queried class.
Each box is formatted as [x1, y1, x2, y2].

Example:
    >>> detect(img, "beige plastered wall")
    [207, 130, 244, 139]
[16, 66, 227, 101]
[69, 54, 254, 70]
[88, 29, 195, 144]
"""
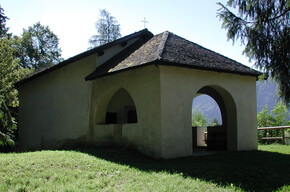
[159, 65, 257, 159]
[89, 64, 257, 159]
[18, 54, 96, 148]
[89, 65, 163, 158]
[18, 37, 140, 149]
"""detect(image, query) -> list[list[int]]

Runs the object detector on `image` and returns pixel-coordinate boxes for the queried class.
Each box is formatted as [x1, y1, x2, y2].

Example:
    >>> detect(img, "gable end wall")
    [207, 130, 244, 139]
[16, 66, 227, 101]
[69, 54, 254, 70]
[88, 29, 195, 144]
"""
[18, 54, 97, 149]
[17, 37, 142, 149]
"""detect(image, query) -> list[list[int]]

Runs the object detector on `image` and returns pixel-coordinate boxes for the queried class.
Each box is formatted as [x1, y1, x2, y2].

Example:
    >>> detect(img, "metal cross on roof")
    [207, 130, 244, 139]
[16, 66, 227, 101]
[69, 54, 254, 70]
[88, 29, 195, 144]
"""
[141, 17, 148, 28]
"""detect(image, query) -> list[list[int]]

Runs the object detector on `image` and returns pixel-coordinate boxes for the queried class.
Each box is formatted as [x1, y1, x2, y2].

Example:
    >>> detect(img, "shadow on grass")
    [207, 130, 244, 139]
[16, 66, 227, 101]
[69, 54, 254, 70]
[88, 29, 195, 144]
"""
[76, 146, 290, 192]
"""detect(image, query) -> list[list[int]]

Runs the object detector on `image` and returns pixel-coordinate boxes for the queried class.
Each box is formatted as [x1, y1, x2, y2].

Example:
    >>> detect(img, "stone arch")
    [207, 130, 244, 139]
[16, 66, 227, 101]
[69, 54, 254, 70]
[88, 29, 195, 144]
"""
[105, 88, 138, 124]
[192, 85, 237, 151]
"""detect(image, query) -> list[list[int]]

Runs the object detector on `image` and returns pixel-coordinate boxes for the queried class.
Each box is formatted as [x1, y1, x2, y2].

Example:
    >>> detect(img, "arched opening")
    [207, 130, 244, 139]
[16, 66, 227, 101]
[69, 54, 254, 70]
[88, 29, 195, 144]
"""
[192, 86, 236, 152]
[192, 95, 222, 126]
[105, 88, 138, 124]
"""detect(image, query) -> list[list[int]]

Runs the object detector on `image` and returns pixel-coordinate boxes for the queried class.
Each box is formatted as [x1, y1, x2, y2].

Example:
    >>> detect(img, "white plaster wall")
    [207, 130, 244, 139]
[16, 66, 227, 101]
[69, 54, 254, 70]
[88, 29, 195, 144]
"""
[196, 127, 206, 146]
[234, 77, 258, 150]
[94, 37, 141, 68]
[159, 65, 257, 158]
[18, 37, 141, 149]
[18, 54, 97, 148]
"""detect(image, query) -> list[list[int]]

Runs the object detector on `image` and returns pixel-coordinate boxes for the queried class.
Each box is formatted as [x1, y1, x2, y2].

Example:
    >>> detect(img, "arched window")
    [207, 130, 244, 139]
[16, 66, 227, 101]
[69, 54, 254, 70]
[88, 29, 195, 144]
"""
[105, 89, 137, 124]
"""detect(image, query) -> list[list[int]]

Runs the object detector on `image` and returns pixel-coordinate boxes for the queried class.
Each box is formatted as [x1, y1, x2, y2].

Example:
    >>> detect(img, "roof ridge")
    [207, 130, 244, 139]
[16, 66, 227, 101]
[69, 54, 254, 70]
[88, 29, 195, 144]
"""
[92, 30, 261, 78]
[157, 31, 170, 60]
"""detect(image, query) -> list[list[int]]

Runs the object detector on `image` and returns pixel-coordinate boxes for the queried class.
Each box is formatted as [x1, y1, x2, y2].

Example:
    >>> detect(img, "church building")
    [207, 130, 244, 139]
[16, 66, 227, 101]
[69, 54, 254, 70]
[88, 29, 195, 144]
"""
[16, 29, 261, 159]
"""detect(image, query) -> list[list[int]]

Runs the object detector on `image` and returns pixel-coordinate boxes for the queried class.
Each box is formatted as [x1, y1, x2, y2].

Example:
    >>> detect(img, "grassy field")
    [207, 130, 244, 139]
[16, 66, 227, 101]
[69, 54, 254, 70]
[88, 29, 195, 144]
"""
[0, 144, 289, 192]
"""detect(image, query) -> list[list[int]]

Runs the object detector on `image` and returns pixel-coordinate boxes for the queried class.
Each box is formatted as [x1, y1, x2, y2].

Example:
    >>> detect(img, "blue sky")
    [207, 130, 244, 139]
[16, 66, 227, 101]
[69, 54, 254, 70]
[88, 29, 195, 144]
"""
[1, 0, 254, 68]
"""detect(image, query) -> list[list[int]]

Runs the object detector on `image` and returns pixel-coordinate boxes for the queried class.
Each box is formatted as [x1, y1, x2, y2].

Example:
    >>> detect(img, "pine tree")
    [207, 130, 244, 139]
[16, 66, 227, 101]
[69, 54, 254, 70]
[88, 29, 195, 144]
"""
[0, 5, 10, 38]
[217, 0, 290, 105]
[89, 9, 121, 48]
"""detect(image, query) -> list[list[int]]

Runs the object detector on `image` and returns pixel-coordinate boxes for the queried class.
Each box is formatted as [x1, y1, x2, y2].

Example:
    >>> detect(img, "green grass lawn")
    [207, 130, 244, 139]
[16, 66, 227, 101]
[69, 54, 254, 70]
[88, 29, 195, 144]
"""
[258, 143, 290, 154]
[0, 144, 289, 192]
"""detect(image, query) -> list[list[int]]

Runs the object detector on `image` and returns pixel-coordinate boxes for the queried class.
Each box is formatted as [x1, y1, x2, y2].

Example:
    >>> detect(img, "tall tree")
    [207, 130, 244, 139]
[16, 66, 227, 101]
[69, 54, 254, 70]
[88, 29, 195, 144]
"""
[0, 37, 32, 146]
[0, 5, 10, 38]
[217, 0, 290, 105]
[89, 9, 121, 48]
[16, 22, 63, 69]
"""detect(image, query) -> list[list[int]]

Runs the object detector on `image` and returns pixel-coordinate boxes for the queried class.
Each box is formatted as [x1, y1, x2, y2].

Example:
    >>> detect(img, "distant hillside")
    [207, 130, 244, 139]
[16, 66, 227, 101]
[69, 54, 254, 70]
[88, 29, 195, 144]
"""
[192, 95, 222, 124]
[256, 80, 278, 112]
[192, 80, 287, 124]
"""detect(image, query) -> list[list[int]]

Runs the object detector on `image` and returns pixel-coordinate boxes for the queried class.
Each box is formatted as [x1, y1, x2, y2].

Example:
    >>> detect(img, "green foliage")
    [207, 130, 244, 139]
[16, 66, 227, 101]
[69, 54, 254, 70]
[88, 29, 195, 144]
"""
[257, 102, 289, 143]
[0, 37, 32, 146]
[257, 102, 289, 128]
[271, 101, 289, 126]
[257, 105, 275, 128]
[217, 0, 290, 105]
[192, 108, 207, 127]
[0, 5, 9, 38]
[15, 22, 63, 69]
[209, 118, 220, 126]
[89, 9, 121, 48]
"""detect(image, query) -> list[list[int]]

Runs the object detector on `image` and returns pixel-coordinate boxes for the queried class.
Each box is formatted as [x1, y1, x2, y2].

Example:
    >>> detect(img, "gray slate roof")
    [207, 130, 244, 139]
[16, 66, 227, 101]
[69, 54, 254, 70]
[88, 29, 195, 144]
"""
[107, 31, 261, 77]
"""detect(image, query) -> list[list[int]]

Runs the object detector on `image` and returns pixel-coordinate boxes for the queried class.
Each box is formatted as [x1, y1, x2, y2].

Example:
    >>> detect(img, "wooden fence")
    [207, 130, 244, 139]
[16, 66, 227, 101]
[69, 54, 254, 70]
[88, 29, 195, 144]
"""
[257, 126, 290, 144]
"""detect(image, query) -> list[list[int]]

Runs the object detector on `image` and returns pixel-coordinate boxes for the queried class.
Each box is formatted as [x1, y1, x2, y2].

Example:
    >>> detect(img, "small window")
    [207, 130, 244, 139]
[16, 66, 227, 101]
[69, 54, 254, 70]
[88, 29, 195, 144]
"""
[105, 112, 118, 124]
[105, 89, 138, 124]
[127, 110, 137, 123]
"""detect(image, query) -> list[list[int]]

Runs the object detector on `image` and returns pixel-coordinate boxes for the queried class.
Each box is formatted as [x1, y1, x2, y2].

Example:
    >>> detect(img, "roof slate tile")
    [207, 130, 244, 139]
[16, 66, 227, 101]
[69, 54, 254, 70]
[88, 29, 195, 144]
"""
[109, 31, 261, 77]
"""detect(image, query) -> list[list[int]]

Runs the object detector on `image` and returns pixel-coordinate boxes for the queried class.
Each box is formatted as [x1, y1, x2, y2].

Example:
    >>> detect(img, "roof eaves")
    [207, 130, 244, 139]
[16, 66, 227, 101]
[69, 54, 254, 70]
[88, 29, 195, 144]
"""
[90, 62, 155, 79]
[94, 60, 262, 80]
[15, 28, 152, 86]
[156, 60, 262, 78]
